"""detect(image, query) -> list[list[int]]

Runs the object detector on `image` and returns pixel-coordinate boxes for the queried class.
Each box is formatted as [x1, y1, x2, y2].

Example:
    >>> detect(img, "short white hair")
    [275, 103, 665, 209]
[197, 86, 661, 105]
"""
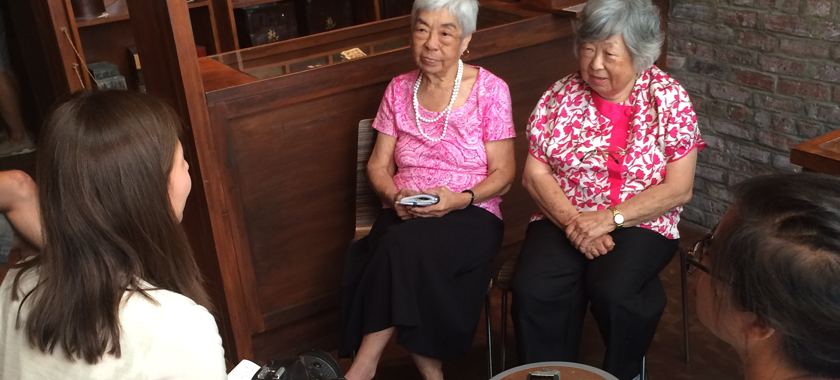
[573, 0, 664, 74]
[411, 0, 479, 39]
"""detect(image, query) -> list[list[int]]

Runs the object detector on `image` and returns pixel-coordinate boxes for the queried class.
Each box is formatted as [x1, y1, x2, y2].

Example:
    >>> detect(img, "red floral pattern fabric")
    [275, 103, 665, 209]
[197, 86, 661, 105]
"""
[526, 66, 705, 239]
[373, 66, 516, 219]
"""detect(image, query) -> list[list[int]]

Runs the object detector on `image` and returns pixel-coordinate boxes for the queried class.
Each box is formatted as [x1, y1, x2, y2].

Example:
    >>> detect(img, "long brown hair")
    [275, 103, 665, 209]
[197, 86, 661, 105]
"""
[12, 90, 211, 364]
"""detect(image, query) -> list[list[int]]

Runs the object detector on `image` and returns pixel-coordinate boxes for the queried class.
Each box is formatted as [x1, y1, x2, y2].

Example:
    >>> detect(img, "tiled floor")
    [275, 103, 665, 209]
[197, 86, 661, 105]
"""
[339, 222, 743, 380]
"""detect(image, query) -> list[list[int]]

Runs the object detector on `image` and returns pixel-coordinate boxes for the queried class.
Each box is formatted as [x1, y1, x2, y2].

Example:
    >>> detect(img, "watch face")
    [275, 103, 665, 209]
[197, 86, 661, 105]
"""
[615, 214, 625, 225]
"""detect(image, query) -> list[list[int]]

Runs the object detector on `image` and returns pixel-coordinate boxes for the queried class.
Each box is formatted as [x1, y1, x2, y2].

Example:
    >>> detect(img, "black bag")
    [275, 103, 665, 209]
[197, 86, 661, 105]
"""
[252, 349, 342, 380]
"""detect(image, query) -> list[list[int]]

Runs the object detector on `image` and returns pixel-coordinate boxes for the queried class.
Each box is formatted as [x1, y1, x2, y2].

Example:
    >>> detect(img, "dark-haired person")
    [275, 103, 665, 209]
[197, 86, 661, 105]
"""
[0, 91, 226, 379]
[690, 173, 840, 380]
[0, 170, 42, 267]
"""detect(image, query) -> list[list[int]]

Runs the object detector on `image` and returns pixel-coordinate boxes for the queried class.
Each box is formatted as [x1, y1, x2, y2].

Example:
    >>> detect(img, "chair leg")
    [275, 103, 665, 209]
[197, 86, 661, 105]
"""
[486, 292, 493, 379]
[679, 248, 691, 364]
[501, 290, 508, 372]
[641, 356, 647, 380]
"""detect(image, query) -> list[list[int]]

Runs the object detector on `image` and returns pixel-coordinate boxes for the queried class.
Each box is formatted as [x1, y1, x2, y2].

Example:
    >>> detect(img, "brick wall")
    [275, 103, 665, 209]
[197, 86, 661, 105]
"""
[666, 0, 840, 228]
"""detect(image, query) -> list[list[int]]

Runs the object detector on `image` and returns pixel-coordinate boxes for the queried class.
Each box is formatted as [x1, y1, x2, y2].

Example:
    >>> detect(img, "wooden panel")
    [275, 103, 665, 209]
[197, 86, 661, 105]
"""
[125, 0, 255, 362]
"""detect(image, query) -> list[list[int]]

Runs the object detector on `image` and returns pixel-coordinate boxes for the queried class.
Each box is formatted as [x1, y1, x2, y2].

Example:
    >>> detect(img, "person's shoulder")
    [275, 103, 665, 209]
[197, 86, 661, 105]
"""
[120, 288, 217, 339]
[547, 71, 586, 97]
[473, 66, 506, 87]
[646, 65, 690, 98]
[390, 70, 420, 89]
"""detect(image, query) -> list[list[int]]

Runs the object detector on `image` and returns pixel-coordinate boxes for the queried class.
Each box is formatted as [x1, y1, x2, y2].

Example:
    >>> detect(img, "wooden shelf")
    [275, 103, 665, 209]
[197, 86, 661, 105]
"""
[232, 0, 284, 9]
[77, 0, 209, 27]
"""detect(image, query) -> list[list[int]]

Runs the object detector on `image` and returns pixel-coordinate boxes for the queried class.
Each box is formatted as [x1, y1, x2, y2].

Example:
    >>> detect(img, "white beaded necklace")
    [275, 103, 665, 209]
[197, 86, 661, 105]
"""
[413, 59, 463, 142]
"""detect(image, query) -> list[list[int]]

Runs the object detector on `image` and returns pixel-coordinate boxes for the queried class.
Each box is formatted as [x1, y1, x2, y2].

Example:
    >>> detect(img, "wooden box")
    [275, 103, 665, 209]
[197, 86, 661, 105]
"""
[234, 1, 299, 48]
[379, 0, 413, 19]
[295, 0, 354, 35]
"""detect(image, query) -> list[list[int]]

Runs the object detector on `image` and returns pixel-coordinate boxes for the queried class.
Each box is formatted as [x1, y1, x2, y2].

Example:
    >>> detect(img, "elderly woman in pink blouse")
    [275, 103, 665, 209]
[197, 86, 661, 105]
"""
[339, 0, 515, 379]
[511, 0, 705, 379]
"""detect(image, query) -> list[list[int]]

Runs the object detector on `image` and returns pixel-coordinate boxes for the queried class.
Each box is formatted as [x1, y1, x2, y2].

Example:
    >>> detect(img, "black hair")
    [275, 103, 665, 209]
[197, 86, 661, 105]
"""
[710, 172, 840, 378]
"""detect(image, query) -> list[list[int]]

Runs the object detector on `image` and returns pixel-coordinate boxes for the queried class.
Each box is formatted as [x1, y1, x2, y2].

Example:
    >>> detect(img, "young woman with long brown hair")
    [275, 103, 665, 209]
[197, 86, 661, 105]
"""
[0, 90, 226, 379]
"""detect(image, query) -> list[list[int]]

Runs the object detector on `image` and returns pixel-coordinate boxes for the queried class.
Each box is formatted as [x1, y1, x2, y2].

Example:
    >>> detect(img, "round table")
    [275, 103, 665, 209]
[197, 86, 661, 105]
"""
[490, 362, 619, 380]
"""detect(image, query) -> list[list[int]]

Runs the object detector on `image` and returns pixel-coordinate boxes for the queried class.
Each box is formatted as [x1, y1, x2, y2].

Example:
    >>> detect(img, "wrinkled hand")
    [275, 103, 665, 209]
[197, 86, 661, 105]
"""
[393, 188, 422, 220]
[409, 187, 470, 218]
[566, 209, 615, 249]
[579, 234, 614, 260]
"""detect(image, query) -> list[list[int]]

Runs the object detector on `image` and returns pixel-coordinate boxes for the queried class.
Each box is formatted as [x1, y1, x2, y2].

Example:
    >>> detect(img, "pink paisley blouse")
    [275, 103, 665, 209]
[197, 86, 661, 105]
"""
[527, 66, 706, 239]
[373, 66, 516, 219]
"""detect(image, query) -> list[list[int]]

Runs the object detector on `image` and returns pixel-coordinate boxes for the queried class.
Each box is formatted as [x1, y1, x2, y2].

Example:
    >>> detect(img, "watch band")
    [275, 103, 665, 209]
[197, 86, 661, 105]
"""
[608, 206, 624, 228]
[462, 189, 475, 207]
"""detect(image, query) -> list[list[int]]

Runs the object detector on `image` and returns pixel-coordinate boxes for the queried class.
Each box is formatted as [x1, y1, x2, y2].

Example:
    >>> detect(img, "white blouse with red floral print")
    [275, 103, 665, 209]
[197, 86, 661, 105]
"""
[527, 65, 705, 239]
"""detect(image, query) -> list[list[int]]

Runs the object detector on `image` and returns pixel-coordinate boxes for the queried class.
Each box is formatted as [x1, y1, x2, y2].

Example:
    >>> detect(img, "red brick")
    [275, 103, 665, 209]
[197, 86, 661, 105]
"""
[814, 22, 840, 42]
[835, 87, 840, 102]
[729, 105, 748, 122]
[815, 64, 840, 83]
[739, 145, 772, 164]
[672, 39, 714, 58]
[804, 0, 833, 17]
[755, 94, 803, 114]
[777, 79, 831, 100]
[758, 55, 807, 76]
[668, 20, 692, 38]
[779, 38, 832, 58]
[697, 99, 728, 116]
[667, 55, 686, 70]
[692, 24, 735, 44]
[772, 154, 800, 172]
[715, 46, 757, 66]
[806, 104, 840, 122]
[737, 31, 778, 52]
[672, 4, 715, 21]
[834, 46, 840, 62]
[710, 83, 753, 104]
[733, 0, 774, 8]
[734, 70, 776, 91]
[764, 15, 811, 37]
[757, 131, 797, 152]
[688, 60, 728, 79]
[676, 74, 708, 94]
[772, 115, 797, 134]
[774, 0, 801, 13]
[753, 111, 773, 129]
[713, 120, 754, 139]
[797, 121, 826, 139]
[718, 10, 757, 27]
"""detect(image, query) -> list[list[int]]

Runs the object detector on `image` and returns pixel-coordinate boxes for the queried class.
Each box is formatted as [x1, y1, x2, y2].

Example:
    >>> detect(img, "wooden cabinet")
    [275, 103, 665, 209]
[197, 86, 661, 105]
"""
[49, 0, 220, 91]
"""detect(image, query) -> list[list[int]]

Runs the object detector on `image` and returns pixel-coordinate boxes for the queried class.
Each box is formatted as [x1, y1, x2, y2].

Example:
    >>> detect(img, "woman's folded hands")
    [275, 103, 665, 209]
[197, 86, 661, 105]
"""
[566, 210, 617, 259]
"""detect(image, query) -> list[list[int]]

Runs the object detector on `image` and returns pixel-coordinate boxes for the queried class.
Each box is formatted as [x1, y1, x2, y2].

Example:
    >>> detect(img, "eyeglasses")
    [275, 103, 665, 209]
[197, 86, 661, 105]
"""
[687, 223, 716, 275]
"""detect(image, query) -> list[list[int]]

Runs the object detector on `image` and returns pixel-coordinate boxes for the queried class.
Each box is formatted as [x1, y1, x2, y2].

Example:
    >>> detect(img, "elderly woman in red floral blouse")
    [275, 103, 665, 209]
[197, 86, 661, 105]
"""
[511, 0, 705, 379]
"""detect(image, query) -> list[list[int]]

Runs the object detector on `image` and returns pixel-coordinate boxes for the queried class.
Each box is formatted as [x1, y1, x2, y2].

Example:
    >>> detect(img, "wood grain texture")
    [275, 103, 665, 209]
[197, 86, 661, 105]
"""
[199, 5, 577, 362]
[125, 0, 255, 362]
[790, 129, 840, 175]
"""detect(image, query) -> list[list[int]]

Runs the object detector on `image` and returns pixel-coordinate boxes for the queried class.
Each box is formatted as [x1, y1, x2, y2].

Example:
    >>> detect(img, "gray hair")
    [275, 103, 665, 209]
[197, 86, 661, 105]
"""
[573, 0, 664, 74]
[411, 0, 479, 39]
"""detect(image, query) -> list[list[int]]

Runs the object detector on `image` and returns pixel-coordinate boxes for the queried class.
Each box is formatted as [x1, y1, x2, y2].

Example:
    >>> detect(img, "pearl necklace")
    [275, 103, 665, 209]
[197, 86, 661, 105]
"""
[413, 59, 463, 142]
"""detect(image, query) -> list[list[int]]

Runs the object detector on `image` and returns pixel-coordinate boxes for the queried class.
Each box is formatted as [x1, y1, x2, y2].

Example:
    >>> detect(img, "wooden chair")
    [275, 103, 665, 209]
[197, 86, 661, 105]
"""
[353, 119, 496, 379]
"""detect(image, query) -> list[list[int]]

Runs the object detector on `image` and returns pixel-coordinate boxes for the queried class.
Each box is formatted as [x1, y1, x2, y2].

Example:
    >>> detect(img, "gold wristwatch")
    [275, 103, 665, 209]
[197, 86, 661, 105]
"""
[608, 206, 624, 228]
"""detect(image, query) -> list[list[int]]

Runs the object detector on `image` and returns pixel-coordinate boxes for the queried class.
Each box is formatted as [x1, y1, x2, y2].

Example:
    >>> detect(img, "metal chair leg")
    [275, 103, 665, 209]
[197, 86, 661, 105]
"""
[501, 290, 508, 372]
[642, 356, 647, 380]
[486, 292, 493, 379]
[679, 248, 691, 363]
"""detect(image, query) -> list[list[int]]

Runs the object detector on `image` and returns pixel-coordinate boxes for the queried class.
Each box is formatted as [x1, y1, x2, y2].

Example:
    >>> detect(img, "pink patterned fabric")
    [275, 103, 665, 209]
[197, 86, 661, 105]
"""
[527, 66, 706, 239]
[373, 66, 516, 219]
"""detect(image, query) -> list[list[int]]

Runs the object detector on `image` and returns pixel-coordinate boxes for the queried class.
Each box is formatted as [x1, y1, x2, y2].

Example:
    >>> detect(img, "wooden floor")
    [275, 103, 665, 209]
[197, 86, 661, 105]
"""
[337, 222, 743, 380]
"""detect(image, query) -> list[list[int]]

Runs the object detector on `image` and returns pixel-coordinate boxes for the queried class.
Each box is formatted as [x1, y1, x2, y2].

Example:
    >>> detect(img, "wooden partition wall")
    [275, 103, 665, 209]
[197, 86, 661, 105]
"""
[121, 0, 670, 366]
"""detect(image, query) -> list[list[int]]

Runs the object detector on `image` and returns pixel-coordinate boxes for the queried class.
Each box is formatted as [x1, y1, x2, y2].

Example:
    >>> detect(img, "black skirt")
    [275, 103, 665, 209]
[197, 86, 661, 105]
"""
[340, 206, 504, 360]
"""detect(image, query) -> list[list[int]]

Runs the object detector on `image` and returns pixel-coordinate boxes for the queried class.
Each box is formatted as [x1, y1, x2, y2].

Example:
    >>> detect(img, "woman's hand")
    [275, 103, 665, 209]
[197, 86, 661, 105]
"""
[579, 234, 614, 260]
[409, 187, 471, 218]
[393, 188, 422, 220]
[565, 209, 615, 249]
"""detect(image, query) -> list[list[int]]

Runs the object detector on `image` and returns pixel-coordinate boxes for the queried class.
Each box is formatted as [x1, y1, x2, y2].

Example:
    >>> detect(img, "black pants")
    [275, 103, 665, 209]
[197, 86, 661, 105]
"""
[511, 220, 679, 380]
[340, 207, 503, 360]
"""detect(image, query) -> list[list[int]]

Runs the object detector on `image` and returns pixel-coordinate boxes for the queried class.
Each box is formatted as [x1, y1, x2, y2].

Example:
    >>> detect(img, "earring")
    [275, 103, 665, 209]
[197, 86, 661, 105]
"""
[462, 49, 470, 56]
